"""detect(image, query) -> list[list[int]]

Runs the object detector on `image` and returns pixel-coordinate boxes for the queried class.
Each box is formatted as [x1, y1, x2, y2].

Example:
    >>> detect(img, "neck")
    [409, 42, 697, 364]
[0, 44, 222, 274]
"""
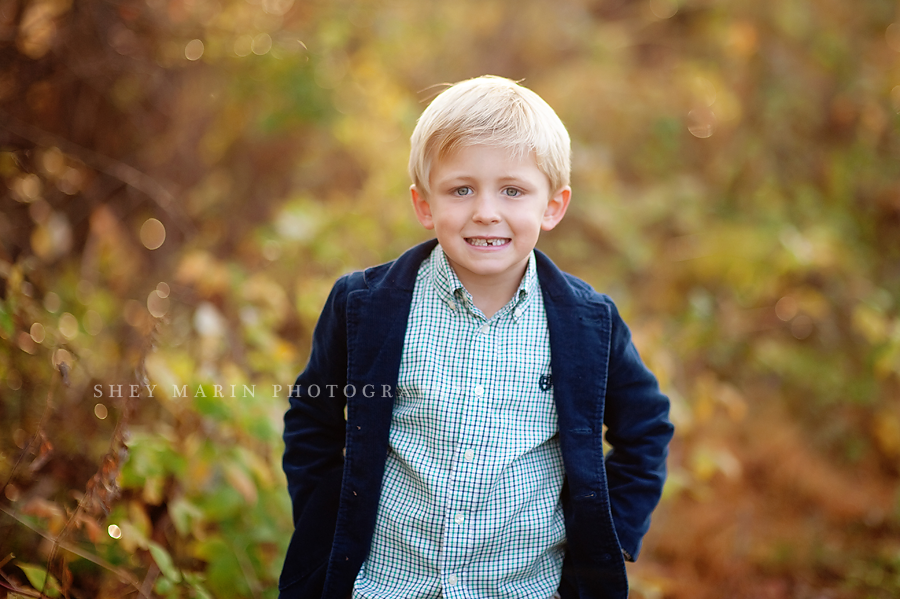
[450, 264, 526, 320]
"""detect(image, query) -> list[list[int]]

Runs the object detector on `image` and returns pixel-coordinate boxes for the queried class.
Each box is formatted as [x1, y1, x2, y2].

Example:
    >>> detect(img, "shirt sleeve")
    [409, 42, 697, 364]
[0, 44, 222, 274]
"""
[602, 301, 674, 561]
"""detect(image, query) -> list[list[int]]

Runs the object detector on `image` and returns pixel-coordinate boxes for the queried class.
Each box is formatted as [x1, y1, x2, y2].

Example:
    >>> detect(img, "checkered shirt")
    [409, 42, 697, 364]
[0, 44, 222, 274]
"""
[352, 244, 566, 599]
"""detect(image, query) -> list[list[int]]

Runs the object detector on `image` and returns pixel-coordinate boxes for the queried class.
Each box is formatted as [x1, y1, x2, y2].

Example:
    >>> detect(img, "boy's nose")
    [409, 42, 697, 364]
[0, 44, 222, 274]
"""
[472, 196, 501, 223]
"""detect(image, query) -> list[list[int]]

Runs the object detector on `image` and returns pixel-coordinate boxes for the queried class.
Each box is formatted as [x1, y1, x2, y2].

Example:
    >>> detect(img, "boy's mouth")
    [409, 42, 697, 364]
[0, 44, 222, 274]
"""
[466, 237, 510, 247]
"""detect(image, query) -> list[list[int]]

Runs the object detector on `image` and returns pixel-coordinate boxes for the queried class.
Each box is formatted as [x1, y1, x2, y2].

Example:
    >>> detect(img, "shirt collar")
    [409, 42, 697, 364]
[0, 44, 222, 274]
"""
[431, 244, 537, 321]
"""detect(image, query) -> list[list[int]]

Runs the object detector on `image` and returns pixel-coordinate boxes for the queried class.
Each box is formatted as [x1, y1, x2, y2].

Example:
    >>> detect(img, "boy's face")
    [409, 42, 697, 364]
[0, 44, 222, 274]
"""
[411, 144, 570, 292]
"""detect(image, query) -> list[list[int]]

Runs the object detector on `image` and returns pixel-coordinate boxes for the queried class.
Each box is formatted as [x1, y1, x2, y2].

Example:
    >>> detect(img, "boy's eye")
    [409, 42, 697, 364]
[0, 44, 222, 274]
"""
[503, 188, 521, 197]
[454, 187, 473, 196]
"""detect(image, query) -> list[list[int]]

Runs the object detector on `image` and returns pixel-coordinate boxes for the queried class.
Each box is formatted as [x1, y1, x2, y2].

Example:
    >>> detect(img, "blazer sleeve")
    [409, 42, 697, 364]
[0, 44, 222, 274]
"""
[282, 275, 351, 525]
[602, 301, 674, 561]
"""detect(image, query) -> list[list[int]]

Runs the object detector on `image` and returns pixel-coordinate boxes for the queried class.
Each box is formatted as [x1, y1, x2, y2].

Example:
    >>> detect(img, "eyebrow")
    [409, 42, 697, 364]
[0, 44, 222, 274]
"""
[435, 173, 535, 184]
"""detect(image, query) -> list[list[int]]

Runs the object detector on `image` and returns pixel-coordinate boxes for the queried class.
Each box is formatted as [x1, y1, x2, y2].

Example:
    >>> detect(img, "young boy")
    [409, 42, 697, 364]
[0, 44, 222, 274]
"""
[280, 76, 673, 599]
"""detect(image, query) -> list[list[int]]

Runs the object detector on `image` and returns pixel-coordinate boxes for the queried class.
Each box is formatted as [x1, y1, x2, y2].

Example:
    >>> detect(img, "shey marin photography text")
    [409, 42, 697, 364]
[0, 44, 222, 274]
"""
[92, 383, 395, 399]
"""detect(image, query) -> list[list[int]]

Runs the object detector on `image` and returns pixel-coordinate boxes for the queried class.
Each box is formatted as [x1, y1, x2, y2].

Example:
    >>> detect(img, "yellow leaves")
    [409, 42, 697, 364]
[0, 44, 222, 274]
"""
[235, 446, 275, 491]
[274, 198, 324, 242]
[30, 211, 72, 262]
[725, 21, 759, 59]
[690, 373, 747, 427]
[852, 302, 897, 347]
[16, 0, 72, 59]
[674, 373, 749, 492]
[241, 273, 289, 327]
[271, 338, 297, 366]
[851, 300, 900, 379]
[221, 447, 277, 506]
[291, 276, 329, 326]
[87, 206, 142, 289]
[72, 512, 103, 543]
[176, 251, 230, 297]
[779, 225, 849, 272]
[199, 113, 244, 166]
[223, 462, 258, 505]
[689, 444, 742, 483]
[128, 500, 152, 540]
[872, 409, 900, 461]
[21, 497, 65, 534]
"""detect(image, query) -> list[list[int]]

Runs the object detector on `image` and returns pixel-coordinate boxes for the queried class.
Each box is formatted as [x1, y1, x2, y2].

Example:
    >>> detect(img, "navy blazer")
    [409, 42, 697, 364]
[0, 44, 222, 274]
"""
[281, 239, 673, 599]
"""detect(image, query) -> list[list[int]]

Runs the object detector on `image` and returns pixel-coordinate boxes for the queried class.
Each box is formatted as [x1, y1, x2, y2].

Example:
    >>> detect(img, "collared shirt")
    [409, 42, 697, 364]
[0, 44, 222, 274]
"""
[352, 244, 566, 599]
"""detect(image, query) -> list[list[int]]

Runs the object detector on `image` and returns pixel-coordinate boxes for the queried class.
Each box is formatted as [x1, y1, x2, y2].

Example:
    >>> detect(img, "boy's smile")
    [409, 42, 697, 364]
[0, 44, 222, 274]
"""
[411, 144, 570, 304]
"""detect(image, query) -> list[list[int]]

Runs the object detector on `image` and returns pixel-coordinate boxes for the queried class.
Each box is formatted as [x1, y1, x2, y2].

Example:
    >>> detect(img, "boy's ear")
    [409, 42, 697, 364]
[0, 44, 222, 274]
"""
[410, 184, 435, 230]
[541, 186, 571, 231]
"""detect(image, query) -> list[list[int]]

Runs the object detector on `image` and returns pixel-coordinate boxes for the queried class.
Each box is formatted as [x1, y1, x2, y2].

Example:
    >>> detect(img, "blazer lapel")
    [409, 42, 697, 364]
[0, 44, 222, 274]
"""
[536, 251, 613, 495]
[537, 251, 631, 597]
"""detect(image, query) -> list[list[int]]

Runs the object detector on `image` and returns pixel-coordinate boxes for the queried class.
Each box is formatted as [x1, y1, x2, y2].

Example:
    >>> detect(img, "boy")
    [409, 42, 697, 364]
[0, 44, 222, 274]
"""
[280, 76, 673, 599]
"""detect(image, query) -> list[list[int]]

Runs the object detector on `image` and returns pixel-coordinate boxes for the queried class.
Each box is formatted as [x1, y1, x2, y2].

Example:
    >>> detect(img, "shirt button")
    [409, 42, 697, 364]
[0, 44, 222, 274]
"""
[447, 573, 459, 585]
[479, 323, 490, 334]
[473, 384, 484, 397]
[454, 513, 465, 524]
[464, 449, 475, 462]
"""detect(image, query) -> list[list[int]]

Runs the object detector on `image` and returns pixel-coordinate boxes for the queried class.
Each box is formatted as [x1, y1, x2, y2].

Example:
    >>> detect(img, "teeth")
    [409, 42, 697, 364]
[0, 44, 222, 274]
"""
[468, 238, 507, 246]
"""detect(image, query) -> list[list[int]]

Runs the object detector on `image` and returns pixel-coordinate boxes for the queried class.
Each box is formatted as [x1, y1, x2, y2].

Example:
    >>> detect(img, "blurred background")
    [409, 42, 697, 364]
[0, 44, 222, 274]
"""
[1, 0, 899, 597]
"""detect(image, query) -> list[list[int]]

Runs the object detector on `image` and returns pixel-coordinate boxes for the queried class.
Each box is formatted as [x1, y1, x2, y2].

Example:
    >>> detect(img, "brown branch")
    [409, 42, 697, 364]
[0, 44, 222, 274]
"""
[0, 364, 63, 505]
[0, 109, 195, 237]
[6, 318, 162, 598]
[0, 506, 142, 590]
[139, 563, 158, 599]
[0, 572, 48, 599]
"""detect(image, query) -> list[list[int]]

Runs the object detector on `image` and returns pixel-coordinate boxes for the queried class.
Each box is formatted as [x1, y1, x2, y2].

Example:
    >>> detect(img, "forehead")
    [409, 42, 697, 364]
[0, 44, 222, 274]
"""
[432, 142, 541, 174]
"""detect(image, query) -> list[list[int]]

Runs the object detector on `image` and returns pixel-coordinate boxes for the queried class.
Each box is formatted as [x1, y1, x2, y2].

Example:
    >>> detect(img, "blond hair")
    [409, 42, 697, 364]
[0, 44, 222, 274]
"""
[409, 75, 571, 197]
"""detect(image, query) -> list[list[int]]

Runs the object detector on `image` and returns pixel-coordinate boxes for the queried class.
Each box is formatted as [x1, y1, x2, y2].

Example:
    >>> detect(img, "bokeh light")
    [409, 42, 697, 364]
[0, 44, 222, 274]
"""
[791, 314, 814, 340]
[6, 370, 23, 391]
[234, 35, 253, 56]
[251, 33, 272, 55]
[775, 296, 798, 322]
[140, 218, 166, 250]
[52, 348, 73, 369]
[687, 107, 716, 138]
[185, 39, 205, 61]
[43, 292, 61, 313]
[649, 0, 678, 20]
[29, 322, 45, 343]
[147, 289, 170, 318]
[94, 403, 109, 420]
[58, 312, 79, 340]
[885, 23, 900, 52]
